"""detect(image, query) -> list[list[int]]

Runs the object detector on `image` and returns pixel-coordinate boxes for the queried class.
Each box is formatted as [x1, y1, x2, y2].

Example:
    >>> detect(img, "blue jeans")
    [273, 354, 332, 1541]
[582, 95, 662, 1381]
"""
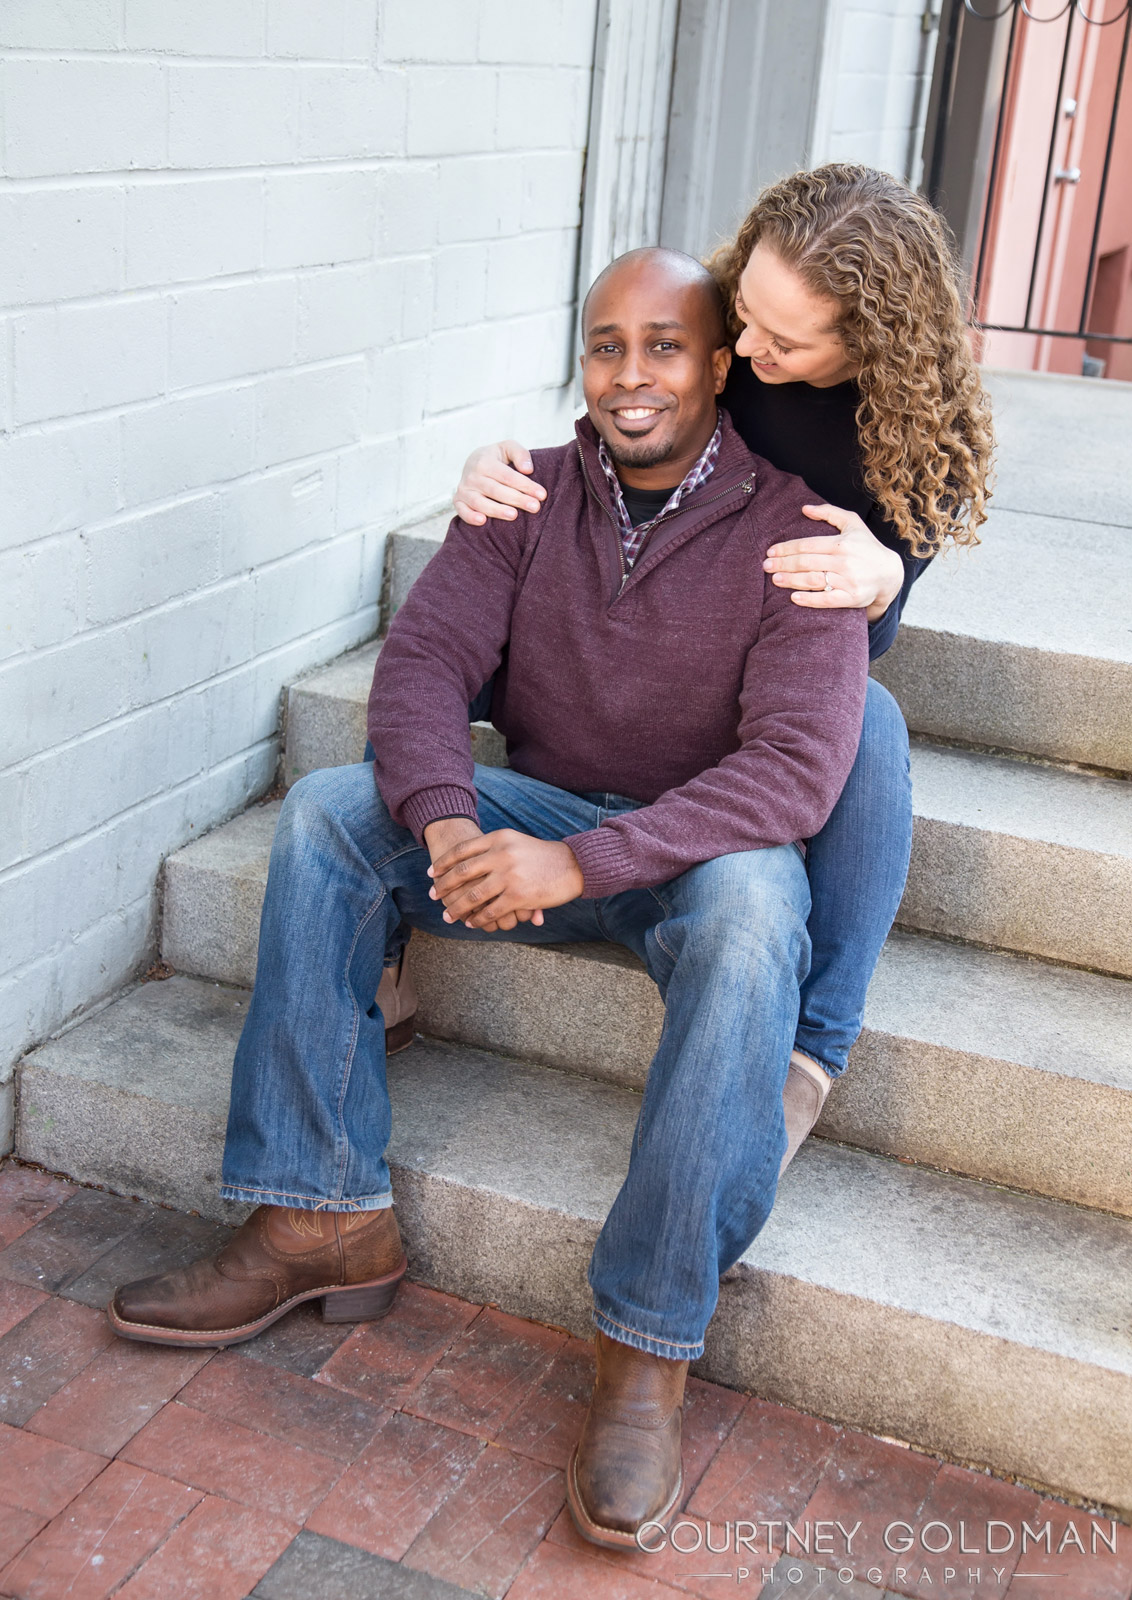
[220, 763, 811, 1360]
[467, 674, 912, 1078]
[795, 678, 913, 1077]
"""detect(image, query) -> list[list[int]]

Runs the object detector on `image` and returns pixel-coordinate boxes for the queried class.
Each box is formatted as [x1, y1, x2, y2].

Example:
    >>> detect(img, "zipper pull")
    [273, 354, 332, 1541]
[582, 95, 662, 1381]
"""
[741, 476, 754, 494]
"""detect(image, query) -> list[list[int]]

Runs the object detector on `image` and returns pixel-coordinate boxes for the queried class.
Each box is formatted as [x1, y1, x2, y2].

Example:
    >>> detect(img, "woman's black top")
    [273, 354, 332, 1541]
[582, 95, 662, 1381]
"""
[722, 358, 931, 661]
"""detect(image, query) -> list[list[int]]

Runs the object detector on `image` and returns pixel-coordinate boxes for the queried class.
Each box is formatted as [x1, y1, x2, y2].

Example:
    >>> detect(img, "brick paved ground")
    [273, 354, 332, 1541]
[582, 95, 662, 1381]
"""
[0, 1161, 1128, 1600]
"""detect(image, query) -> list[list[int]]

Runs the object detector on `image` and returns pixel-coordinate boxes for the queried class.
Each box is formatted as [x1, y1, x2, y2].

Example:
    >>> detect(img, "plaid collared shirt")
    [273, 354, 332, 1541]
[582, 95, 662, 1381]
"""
[597, 416, 722, 569]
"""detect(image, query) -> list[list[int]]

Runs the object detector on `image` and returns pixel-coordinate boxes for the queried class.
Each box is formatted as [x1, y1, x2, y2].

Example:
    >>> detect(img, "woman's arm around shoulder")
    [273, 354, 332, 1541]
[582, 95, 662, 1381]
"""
[454, 440, 550, 524]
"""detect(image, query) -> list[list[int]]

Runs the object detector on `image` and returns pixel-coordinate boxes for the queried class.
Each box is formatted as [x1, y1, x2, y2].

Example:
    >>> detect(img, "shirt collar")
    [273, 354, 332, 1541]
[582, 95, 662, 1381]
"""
[596, 414, 722, 564]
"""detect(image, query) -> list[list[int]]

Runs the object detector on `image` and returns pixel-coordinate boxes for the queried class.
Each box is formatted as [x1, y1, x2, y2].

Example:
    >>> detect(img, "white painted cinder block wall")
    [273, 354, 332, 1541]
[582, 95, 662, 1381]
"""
[0, 0, 598, 1145]
[813, 0, 938, 184]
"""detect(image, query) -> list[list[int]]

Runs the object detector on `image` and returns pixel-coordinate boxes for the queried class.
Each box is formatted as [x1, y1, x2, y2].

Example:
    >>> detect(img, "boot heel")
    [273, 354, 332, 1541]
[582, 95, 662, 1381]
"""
[384, 1014, 416, 1055]
[321, 1268, 405, 1324]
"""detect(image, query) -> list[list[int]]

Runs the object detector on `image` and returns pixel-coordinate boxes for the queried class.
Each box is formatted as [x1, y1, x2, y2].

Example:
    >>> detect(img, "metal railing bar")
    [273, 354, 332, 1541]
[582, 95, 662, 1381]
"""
[1077, 4, 1132, 328]
[1024, 5, 1076, 326]
[1020, 1, 1075, 21]
[964, 0, 1021, 19]
[927, 1, 966, 203]
[964, 3, 1132, 33]
[974, 320, 1132, 337]
[972, 2, 1023, 315]
[1074, 0, 1132, 27]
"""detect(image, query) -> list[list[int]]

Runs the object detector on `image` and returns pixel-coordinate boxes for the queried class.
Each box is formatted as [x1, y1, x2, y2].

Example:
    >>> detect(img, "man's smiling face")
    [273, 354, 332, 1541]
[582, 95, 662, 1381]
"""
[580, 250, 731, 487]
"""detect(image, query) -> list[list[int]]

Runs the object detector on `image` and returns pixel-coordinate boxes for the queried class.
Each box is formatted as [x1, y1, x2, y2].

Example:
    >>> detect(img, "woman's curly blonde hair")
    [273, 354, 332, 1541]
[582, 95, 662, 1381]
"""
[709, 164, 993, 556]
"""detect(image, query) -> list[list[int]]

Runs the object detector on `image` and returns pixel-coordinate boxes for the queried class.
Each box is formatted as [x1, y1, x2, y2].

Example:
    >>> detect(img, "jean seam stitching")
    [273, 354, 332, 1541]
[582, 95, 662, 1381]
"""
[334, 883, 391, 1200]
[373, 840, 424, 873]
[595, 1309, 702, 1352]
[653, 922, 677, 963]
[219, 1185, 393, 1206]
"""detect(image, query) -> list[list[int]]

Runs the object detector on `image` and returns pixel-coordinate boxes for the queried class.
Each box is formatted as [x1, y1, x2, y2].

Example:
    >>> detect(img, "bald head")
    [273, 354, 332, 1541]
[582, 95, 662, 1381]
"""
[579, 247, 731, 487]
[582, 247, 727, 347]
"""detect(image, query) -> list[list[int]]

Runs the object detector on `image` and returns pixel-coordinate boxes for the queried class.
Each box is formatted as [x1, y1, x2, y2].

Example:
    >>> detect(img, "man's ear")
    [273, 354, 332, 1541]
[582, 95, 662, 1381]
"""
[712, 344, 732, 394]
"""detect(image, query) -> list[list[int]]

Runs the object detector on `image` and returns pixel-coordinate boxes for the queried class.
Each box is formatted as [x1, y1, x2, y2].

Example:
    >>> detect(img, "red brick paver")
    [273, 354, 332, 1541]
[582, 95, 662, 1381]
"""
[0, 1460, 200, 1600]
[0, 1509, 49, 1573]
[893, 1461, 1044, 1598]
[305, 1408, 483, 1558]
[112, 1496, 294, 1600]
[0, 1162, 1126, 1600]
[405, 1305, 565, 1438]
[508, 1539, 688, 1599]
[494, 1334, 595, 1468]
[799, 1427, 942, 1589]
[548, 1503, 733, 1599]
[0, 1296, 115, 1426]
[24, 1341, 208, 1456]
[0, 1166, 74, 1252]
[0, 1278, 48, 1340]
[0, 1424, 108, 1519]
[1003, 1501, 1132, 1600]
[175, 1346, 384, 1461]
[119, 1400, 343, 1522]
[316, 1279, 480, 1408]
[687, 1395, 841, 1536]
[402, 1443, 565, 1597]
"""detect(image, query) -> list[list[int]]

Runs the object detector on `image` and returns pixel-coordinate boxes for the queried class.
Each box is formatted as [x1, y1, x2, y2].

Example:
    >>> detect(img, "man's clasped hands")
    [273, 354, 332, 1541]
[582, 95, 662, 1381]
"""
[424, 818, 584, 932]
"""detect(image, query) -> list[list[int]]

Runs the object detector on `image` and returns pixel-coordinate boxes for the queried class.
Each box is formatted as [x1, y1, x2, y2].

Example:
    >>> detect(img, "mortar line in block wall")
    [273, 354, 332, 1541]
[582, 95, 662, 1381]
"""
[0, 238, 570, 318]
[0, 48, 385, 67]
[2, 317, 574, 435]
[0, 730, 284, 895]
[0, 145, 581, 193]
[0, 532, 378, 677]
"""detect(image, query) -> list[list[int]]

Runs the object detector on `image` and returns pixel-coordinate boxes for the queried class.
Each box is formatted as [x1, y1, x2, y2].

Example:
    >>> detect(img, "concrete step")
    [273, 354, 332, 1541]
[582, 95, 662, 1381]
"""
[985, 368, 1132, 530]
[873, 369, 1132, 772]
[872, 503, 1132, 772]
[16, 973, 1132, 1515]
[279, 640, 1132, 975]
[899, 741, 1132, 977]
[161, 801, 1132, 1215]
[283, 636, 504, 788]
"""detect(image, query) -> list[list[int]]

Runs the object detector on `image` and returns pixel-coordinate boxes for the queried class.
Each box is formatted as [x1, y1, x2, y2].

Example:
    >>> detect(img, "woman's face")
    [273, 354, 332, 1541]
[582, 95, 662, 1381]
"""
[735, 243, 858, 387]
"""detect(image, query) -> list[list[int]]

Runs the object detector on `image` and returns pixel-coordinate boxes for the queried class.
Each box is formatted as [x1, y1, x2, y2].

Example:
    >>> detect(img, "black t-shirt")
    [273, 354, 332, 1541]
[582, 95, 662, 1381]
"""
[722, 358, 930, 659]
[620, 482, 676, 529]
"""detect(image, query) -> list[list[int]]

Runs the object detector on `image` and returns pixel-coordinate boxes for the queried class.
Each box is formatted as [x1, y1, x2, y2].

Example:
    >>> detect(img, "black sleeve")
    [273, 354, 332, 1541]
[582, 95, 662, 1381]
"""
[864, 504, 933, 662]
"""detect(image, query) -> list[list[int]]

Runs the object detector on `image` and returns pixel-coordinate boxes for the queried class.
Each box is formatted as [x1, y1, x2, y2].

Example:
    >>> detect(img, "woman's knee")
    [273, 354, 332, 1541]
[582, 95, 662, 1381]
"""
[861, 677, 909, 760]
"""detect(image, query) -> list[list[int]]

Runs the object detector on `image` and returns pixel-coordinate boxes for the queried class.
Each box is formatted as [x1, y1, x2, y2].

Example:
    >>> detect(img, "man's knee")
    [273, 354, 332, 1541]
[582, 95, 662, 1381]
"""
[663, 847, 810, 973]
[275, 763, 397, 861]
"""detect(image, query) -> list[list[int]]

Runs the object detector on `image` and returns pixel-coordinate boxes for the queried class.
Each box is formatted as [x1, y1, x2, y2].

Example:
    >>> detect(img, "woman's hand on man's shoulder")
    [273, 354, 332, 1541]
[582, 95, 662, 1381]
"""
[763, 502, 905, 621]
[454, 441, 548, 525]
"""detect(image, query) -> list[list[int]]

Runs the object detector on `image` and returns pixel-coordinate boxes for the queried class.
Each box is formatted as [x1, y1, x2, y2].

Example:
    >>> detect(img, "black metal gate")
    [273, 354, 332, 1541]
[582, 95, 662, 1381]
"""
[926, 0, 1132, 351]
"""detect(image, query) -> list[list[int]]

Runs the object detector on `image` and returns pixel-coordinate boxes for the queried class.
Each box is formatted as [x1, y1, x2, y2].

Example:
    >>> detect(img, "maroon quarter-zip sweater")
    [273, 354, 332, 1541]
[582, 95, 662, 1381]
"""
[368, 412, 868, 898]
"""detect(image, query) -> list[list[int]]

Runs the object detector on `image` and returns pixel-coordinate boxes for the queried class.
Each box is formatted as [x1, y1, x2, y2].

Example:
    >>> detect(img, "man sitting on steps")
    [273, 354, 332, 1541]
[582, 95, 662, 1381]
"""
[108, 248, 868, 1550]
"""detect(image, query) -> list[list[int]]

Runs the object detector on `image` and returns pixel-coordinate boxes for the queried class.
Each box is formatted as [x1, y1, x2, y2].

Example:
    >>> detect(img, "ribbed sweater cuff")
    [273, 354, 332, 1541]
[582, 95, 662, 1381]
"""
[563, 826, 637, 899]
[402, 784, 480, 844]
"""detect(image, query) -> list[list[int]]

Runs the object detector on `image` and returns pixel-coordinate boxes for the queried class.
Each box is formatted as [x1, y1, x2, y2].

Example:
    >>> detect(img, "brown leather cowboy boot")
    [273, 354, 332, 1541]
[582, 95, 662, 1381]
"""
[377, 948, 417, 1054]
[107, 1203, 406, 1348]
[780, 1049, 833, 1175]
[567, 1329, 688, 1549]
